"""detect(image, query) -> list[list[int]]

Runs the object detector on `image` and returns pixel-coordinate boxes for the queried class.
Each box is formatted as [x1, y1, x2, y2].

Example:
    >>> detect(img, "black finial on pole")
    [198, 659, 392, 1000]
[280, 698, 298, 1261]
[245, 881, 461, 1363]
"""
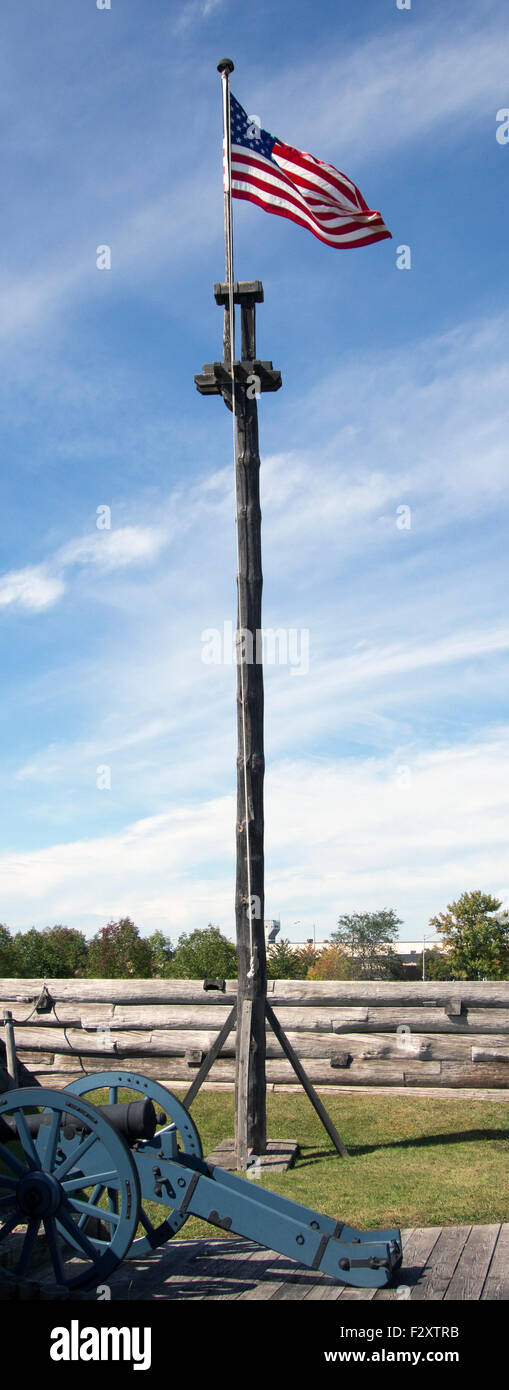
[217, 57, 235, 75]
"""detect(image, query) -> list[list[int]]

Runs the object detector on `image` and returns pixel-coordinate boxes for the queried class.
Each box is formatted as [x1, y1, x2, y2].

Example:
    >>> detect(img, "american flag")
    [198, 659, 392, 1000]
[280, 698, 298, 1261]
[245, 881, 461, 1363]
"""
[227, 94, 391, 250]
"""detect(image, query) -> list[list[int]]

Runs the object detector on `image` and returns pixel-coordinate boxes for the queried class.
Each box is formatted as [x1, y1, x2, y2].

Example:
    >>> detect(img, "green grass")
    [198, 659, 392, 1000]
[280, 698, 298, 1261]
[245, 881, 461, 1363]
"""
[2, 1089, 508, 1245]
[174, 1090, 509, 1238]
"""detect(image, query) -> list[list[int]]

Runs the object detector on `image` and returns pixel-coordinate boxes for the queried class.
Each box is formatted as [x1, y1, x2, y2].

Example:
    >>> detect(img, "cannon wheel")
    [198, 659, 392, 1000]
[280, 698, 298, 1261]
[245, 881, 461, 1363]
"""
[65, 1070, 203, 1256]
[0, 1086, 140, 1291]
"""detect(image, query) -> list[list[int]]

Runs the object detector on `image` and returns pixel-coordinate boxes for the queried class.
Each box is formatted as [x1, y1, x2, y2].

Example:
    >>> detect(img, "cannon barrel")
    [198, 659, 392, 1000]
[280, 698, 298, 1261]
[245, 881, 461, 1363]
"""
[0, 1096, 157, 1146]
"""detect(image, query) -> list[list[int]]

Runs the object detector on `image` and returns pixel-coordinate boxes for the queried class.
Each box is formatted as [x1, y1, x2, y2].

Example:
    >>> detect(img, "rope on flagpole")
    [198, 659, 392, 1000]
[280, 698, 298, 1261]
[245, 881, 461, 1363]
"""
[218, 59, 255, 974]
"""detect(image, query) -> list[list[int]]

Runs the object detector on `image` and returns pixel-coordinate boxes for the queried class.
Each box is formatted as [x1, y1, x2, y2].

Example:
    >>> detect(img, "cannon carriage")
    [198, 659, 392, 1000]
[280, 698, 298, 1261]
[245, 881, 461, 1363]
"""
[0, 1070, 402, 1294]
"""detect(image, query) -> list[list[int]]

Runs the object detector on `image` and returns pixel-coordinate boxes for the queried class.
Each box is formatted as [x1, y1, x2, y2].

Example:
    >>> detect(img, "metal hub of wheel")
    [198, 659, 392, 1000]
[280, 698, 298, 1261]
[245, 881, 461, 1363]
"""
[16, 1170, 62, 1219]
[65, 1070, 203, 1256]
[0, 1086, 140, 1290]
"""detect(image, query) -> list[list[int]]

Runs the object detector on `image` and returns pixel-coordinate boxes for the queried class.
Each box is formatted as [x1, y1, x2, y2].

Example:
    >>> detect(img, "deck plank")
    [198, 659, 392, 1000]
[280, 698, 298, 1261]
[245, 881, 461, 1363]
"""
[11, 1225, 508, 1302]
[408, 1225, 471, 1301]
[374, 1226, 442, 1300]
[444, 1225, 500, 1301]
[480, 1223, 509, 1301]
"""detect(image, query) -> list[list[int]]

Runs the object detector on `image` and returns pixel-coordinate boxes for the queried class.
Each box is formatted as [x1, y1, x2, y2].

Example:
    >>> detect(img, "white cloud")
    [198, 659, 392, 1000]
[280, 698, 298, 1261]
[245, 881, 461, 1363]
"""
[173, 0, 228, 35]
[0, 524, 168, 615]
[2, 730, 509, 938]
[58, 525, 168, 572]
[254, 15, 509, 164]
[0, 566, 65, 612]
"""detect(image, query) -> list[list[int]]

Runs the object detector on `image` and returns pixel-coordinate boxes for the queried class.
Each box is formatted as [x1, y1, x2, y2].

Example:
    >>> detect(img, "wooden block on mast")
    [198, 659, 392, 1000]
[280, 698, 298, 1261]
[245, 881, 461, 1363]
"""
[214, 281, 264, 304]
[194, 361, 282, 395]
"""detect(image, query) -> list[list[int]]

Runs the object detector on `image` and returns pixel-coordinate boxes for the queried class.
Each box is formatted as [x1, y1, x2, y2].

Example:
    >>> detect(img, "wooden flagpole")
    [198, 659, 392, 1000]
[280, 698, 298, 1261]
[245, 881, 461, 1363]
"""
[194, 59, 348, 1166]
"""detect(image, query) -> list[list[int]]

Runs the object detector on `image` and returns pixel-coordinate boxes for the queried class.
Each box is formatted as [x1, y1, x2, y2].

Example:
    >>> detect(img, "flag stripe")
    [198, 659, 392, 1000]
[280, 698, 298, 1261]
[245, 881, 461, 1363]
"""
[226, 93, 391, 250]
[233, 189, 391, 248]
[273, 142, 368, 211]
[232, 170, 386, 241]
[231, 153, 386, 239]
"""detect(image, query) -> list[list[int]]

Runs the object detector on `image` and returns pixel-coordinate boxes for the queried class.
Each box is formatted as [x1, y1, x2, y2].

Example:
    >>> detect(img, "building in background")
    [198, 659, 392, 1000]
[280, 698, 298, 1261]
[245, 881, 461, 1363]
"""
[281, 939, 443, 964]
[264, 920, 281, 947]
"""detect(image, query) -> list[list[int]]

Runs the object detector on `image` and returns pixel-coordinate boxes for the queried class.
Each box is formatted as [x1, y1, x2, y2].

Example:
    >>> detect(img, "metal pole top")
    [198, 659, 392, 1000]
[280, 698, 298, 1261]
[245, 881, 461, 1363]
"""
[217, 58, 234, 75]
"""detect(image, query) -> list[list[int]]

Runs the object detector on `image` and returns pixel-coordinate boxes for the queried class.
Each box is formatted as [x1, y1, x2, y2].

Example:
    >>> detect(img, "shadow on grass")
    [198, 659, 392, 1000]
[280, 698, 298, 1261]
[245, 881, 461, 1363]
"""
[296, 1129, 509, 1166]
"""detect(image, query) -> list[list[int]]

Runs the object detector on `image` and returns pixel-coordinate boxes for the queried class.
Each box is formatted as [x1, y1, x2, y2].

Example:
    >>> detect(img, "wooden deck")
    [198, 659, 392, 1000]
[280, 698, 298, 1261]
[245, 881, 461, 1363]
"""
[85, 1223, 509, 1301]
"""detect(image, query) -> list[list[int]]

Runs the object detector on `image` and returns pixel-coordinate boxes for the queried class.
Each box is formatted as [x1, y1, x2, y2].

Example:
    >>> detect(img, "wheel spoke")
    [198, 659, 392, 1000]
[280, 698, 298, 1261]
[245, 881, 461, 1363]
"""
[137, 1206, 163, 1249]
[67, 1196, 120, 1227]
[57, 1207, 103, 1263]
[0, 1212, 18, 1243]
[55, 1128, 98, 1181]
[38, 1109, 61, 1174]
[0, 1176, 17, 1191]
[77, 1184, 103, 1229]
[11, 1109, 39, 1169]
[108, 1087, 118, 1105]
[18, 1219, 41, 1277]
[0, 1139, 27, 1178]
[107, 1186, 119, 1214]
[43, 1216, 66, 1284]
[138, 1208, 156, 1233]
[61, 1170, 118, 1193]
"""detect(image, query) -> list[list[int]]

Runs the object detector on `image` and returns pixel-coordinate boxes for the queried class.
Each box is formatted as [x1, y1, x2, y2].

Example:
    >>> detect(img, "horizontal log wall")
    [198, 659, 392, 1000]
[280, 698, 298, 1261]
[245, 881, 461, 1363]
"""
[1, 979, 509, 1092]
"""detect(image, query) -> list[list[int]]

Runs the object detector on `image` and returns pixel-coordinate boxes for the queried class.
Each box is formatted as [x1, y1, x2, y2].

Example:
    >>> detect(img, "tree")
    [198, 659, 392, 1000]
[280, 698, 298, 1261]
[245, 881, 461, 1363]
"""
[331, 909, 402, 979]
[419, 947, 453, 981]
[12, 926, 88, 978]
[384, 950, 408, 981]
[166, 925, 238, 980]
[429, 891, 509, 980]
[147, 930, 174, 977]
[266, 939, 315, 980]
[0, 924, 19, 977]
[307, 944, 350, 980]
[86, 918, 153, 978]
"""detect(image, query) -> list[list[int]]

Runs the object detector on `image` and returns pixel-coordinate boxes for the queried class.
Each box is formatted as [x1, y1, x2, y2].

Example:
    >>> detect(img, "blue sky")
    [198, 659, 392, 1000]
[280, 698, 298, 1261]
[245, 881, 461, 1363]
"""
[0, 0, 508, 944]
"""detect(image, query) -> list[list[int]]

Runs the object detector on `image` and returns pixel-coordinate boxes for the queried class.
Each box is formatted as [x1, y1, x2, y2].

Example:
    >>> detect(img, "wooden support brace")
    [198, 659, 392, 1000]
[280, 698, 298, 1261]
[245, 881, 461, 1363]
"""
[2, 1012, 18, 1088]
[183, 1003, 237, 1110]
[265, 1002, 349, 1157]
[235, 997, 254, 1170]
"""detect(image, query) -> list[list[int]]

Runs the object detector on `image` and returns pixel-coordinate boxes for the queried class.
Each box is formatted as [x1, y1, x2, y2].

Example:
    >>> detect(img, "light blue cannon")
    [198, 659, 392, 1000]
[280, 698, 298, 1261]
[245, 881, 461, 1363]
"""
[0, 1070, 402, 1293]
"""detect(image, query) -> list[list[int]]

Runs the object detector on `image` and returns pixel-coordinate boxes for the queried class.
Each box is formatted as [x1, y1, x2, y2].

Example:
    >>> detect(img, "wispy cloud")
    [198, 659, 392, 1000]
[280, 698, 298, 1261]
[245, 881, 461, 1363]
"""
[58, 526, 168, 573]
[0, 566, 65, 613]
[253, 13, 509, 163]
[173, 0, 229, 36]
[0, 525, 168, 613]
[2, 729, 509, 937]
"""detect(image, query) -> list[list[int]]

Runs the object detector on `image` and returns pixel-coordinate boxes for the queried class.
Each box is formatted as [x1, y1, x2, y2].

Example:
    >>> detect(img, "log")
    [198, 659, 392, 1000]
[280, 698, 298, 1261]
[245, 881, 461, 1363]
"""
[0, 980, 240, 1006]
[361, 1008, 509, 1035]
[4, 1002, 509, 1036]
[18, 1052, 509, 1089]
[471, 1046, 509, 1064]
[20, 1054, 438, 1086]
[16, 1029, 509, 1064]
[440, 1062, 509, 1088]
[2, 978, 508, 1008]
[268, 982, 509, 1008]
[16, 1051, 55, 1065]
